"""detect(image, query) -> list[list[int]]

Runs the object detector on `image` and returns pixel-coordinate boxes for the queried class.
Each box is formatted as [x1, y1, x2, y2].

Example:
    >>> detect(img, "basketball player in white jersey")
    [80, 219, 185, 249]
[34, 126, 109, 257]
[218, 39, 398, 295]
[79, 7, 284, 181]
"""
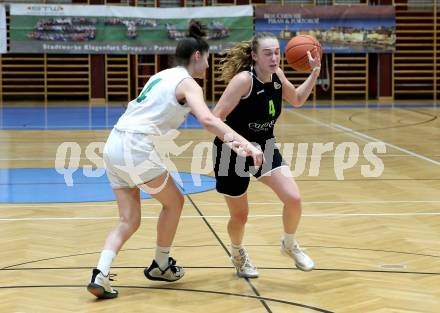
[87, 21, 263, 299]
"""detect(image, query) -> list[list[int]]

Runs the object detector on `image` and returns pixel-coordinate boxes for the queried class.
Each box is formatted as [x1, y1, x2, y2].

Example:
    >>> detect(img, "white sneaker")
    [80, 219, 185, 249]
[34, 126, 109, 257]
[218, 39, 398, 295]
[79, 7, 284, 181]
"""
[231, 248, 259, 278]
[281, 239, 315, 272]
[87, 268, 118, 299]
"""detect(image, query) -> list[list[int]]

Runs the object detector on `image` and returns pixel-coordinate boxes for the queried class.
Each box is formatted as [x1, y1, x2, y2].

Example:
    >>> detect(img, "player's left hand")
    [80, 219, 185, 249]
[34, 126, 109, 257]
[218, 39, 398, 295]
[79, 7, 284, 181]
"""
[307, 50, 321, 71]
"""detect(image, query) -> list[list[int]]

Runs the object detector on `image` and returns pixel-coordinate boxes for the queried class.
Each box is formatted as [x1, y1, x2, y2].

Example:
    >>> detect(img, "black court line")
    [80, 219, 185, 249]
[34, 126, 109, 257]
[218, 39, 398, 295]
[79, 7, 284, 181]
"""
[185, 194, 336, 313]
[303, 245, 440, 259]
[2, 244, 439, 270]
[0, 285, 332, 313]
[347, 107, 438, 132]
[281, 107, 438, 138]
[1, 267, 439, 276]
[185, 194, 274, 313]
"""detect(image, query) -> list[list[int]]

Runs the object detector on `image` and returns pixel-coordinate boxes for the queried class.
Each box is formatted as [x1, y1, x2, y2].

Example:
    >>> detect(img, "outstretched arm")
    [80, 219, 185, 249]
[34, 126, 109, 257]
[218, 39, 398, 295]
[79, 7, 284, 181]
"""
[279, 51, 321, 107]
[176, 78, 263, 167]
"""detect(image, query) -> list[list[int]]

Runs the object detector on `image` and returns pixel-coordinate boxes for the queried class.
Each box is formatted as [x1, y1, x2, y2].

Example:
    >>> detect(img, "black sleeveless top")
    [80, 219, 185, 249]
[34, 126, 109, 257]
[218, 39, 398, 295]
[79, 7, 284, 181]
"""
[221, 67, 283, 145]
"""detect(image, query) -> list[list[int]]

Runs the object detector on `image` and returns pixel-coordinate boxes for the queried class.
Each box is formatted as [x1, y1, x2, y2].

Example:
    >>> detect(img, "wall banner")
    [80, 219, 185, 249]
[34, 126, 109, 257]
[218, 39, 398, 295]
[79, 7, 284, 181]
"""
[10, 4, 253, 54]
[0, 4, 6, 53]
[255, 5, 395, 54]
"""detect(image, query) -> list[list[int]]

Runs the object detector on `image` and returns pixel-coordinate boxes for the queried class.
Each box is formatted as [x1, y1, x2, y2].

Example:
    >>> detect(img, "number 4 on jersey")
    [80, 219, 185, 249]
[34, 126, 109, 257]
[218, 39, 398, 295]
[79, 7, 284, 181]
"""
[268, 99, 276, 117]
[136, 78, 162, 103]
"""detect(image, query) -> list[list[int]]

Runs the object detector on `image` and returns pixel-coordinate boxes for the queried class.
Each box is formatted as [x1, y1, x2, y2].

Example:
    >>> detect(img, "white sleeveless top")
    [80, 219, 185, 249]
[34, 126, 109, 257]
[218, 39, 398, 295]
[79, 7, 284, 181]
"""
[115, 66, 192, 134]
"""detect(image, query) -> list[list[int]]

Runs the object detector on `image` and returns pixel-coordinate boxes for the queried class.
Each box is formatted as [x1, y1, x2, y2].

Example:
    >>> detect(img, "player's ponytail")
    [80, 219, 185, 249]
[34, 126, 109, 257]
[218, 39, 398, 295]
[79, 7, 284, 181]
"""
[218, 42, 252, 82]
[175, 20, 209, 66]
[219, 32, 277, 82]
[188, 19, 207, 39]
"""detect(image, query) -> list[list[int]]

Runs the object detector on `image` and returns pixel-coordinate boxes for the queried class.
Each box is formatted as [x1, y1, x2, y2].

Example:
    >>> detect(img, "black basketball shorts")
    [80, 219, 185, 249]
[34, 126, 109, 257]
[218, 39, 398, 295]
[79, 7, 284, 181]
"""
[213, 137, 287, 197]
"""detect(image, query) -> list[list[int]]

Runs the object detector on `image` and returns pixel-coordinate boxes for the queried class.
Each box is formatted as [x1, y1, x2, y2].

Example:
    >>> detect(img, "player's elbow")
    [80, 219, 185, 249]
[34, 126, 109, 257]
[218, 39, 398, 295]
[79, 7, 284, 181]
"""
[199, 115, 220, 131]
[288, 96, 302, 108]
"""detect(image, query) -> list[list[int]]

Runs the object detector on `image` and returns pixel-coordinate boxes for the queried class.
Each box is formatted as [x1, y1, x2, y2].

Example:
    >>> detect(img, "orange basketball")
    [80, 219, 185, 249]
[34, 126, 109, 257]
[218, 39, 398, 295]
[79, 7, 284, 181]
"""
[285, 35, 322, 72]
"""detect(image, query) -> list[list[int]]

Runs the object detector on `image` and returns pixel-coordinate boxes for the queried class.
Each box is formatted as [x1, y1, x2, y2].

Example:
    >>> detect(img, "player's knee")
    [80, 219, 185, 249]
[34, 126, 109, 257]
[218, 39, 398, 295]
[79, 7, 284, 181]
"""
[285, 193, 301, 209]
[166, 193, 184, 212]
[231, 210, 248, 225]
[176, 194, 185, 210]
[131, 217, 141, 232]
[120, 213, 141, 232]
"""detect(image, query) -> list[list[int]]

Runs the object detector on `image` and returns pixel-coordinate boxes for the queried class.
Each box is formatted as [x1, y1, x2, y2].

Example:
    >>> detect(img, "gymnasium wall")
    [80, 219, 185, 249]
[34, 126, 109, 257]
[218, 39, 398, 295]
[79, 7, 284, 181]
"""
[0, 0, 438, 104]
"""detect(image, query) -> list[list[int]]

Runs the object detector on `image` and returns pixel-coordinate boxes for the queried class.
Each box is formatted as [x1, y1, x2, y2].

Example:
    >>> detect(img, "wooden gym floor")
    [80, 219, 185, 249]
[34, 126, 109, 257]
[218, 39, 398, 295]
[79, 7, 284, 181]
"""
[0, 103, 439, 313]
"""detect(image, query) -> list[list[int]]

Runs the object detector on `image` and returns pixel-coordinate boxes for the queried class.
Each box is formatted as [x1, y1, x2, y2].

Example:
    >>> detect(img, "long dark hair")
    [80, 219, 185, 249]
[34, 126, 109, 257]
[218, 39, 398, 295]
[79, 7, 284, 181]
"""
[175, 20, 209, 66]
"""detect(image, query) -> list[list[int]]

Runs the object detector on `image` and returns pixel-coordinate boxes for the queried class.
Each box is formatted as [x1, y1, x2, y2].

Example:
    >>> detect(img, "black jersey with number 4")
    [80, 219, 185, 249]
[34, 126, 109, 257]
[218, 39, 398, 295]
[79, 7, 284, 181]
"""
[224, 67, 283, 145]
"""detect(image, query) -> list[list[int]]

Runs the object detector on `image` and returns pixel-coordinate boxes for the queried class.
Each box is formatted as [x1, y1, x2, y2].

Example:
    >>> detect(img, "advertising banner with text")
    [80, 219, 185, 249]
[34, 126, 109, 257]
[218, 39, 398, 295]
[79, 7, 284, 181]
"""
[256, 5, 395, 54]
[10, 4, 253, 54]
[0, 5, 6, 53]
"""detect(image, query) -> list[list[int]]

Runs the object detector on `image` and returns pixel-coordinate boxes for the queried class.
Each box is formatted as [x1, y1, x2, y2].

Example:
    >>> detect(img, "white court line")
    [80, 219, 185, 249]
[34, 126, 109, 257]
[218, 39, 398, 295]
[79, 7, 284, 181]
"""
[288, 110, 440, 167]
[2, 154, 440, 161]
[333, 123, 440, 166]
[1, 212, 440, 221]
[1, 200, 440, 209]
[0, 156, 208, 160]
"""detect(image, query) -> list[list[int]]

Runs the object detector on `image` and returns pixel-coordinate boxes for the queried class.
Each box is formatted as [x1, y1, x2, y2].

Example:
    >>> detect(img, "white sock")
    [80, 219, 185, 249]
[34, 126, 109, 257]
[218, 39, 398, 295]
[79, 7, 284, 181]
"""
[231, 243, 244, 257]
[155, 246, 170, 270]
[97, 250, 116, 276]
[283, 233, 297, 248]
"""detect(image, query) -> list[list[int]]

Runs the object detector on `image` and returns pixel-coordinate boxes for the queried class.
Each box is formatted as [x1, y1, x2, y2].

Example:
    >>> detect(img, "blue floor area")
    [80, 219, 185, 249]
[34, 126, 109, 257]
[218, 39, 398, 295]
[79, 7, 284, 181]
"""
[0, 106, 203, 130]
[0, 168, 215, 203]
[0, 104, 437, 130]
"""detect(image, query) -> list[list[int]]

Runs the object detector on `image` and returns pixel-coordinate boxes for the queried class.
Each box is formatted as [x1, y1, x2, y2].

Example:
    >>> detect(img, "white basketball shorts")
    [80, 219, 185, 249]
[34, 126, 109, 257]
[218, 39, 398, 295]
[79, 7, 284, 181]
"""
[103, 128, 167, 188]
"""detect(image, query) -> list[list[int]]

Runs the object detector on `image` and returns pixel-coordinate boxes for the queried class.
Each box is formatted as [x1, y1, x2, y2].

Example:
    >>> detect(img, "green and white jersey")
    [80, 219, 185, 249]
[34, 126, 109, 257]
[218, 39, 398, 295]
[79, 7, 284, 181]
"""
[115, 66, 192, 135]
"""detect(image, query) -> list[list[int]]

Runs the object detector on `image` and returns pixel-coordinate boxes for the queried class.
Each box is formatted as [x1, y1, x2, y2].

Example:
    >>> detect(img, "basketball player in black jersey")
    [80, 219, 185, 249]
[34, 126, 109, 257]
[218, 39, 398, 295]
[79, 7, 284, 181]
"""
[212, 32, 320, 278]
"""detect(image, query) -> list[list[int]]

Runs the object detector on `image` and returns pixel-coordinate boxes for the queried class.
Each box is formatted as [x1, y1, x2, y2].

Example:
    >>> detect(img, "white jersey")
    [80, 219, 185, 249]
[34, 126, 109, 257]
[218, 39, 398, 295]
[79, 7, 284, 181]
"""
[115, 66, 192, 134]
